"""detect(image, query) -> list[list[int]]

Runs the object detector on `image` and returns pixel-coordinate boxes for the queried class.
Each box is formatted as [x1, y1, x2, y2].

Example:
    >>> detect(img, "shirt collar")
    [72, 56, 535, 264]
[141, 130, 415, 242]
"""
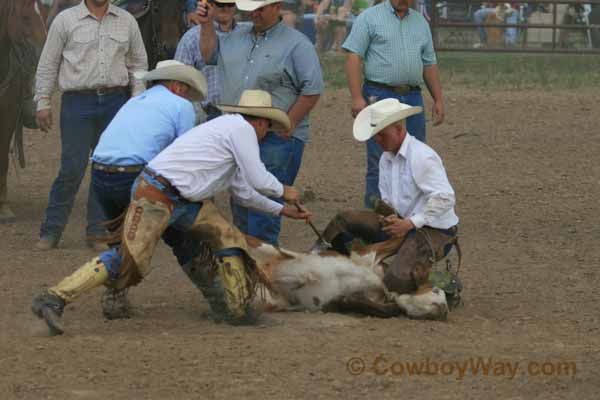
[77, 1, 121, 20]
[253, 18, 285, 38]
[214, 18, 238, 33]
[384, 1, 412, 20]
[396, 133, 413, 159]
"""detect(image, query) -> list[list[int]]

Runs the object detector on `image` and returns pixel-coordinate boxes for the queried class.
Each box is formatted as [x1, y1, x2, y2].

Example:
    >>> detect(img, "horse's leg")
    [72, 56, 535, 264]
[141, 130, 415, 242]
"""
[0, 120, 16, 223]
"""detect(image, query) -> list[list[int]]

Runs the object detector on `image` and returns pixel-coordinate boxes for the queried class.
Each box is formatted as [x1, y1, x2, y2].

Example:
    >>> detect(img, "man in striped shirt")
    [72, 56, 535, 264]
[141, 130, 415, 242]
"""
[175, 0, 245, 121]
[342, 0, 445, 209]
[34, 0, 147, 251]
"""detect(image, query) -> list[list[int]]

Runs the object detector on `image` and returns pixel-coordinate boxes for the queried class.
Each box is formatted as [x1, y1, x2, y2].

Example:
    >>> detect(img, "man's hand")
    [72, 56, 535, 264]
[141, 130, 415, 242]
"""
[432, 99, 445, 126]
[351, 96, 367, 118]
[196, 0, 214, 25]
[280, 204, 313, 220]
[279, 117, 297, 139]
[282, 185, 300, 203]
[381, 215, 415, 238]
[36, 109, 52, 132]
[187, 11, 202, 26]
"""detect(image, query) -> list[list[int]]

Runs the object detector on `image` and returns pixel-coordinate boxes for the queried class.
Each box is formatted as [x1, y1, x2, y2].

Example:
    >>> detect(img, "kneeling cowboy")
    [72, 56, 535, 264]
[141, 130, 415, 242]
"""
[89, 60, 207, 318]
[319, 99, 460, 297]
[32, 90, 312, 335]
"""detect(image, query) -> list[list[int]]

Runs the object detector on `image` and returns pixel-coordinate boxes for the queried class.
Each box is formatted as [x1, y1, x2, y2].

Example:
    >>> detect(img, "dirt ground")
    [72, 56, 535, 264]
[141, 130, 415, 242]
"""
[1, 87, 599, 399]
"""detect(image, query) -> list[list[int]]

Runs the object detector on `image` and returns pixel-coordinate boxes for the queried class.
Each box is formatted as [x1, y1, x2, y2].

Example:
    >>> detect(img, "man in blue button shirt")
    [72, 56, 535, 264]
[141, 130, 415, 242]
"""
[90, 60, 207, 319]
[342, 0, 445, 209]
[197, 0, 324, 246]
[91, 60, 207, 225]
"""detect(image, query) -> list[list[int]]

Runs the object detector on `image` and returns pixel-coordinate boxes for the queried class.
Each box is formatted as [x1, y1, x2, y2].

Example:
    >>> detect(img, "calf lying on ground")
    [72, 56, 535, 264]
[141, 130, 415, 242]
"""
[246, 236, 449, 321]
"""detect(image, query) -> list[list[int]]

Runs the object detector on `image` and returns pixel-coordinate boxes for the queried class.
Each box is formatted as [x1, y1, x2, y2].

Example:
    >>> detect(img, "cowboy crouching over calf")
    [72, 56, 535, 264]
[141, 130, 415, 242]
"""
[31, 90, 312, 335]
[318, 99, 460, 318]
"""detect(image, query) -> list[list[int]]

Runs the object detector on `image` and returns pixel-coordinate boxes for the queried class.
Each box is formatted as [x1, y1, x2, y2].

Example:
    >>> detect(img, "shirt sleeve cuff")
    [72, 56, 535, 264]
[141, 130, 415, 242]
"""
[410, 214, 426, 229]
[341, 44, 364, 58]
[267, 201, 284, 216]
[274, 182, 284, 198]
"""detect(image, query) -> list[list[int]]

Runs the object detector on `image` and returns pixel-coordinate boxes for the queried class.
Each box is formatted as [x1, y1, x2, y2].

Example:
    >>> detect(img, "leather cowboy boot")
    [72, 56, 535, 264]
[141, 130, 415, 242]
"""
[182, 249, 258, 325]
[101, 288, 131, 320]
[215, 255, 257, 325]
[32, 257, 109, 335]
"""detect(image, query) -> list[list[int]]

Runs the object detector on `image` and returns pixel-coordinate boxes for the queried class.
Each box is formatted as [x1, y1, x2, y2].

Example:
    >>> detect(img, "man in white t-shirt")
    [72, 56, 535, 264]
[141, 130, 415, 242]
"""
[32, 90, 311, 335]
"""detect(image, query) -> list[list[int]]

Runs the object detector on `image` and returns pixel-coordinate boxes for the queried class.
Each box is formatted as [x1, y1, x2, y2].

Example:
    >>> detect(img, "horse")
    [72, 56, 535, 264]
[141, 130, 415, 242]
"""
[112, 0, 187, 69]
[0, 0, 46, 223]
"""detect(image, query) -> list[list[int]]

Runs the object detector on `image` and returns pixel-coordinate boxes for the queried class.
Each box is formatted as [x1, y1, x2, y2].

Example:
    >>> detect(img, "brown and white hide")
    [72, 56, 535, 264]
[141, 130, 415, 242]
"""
[246, 236, 449, 320]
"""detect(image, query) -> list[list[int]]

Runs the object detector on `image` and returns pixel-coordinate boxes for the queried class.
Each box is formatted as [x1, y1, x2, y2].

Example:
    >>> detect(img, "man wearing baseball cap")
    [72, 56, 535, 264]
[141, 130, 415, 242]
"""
[318, 98, 459, 299]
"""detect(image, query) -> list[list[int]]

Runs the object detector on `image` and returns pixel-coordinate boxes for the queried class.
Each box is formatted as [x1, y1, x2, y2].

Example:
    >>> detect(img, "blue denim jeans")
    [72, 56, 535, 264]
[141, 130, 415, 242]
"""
[363, 83, 426, 209]
[474, 7, 519, 45]
[474, 8, 495, 44]
[40, 91, 128, 239]
[230, 133, 305, 245]
[100, 171, 201, 277]
[91, 169, 139, 224]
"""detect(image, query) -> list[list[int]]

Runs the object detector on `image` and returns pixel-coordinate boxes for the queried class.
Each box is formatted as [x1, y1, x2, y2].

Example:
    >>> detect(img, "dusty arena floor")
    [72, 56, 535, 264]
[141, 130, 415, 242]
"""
[1, 87, 599, 399]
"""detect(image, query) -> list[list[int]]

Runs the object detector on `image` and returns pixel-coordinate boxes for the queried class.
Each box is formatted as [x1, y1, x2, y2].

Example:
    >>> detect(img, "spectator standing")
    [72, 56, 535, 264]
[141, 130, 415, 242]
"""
[176, 0, 244, 121]
[34, 0, 147, 250]
[473, 2, 519, 48]
[342, 0, 444, 209]
[197, 0, 323, 246]
[315, 0, 351, 52]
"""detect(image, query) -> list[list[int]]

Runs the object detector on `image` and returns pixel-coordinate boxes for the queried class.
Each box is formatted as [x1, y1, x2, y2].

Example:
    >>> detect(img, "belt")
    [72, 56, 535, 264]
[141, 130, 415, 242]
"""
[365, 80, 421, 95]
[65, 86, 128, 96]
[92, 162, 144, 174]
[142, 167, 182, 198]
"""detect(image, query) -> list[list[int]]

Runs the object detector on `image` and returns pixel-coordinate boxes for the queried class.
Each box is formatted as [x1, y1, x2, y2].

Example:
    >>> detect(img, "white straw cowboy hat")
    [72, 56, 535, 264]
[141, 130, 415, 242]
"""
[353, 98, 423, 142]
[235, 0, 283, 12]
[217, 90, 291, 132]
[134, 60, 208, 102]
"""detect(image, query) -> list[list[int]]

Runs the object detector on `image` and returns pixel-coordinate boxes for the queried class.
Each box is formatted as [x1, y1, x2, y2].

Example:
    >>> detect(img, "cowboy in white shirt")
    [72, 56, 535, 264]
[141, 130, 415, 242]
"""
[32, 90, 312, 335]
[319, 98, 459, 296]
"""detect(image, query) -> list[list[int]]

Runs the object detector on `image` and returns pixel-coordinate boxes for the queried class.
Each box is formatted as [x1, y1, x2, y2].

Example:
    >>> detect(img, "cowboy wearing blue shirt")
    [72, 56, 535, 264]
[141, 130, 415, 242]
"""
[90, 60, 207, 319]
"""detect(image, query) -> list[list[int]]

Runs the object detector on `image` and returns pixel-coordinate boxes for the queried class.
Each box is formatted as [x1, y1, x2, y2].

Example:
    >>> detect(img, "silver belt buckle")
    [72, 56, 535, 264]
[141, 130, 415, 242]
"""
[96, 87, 108, 96]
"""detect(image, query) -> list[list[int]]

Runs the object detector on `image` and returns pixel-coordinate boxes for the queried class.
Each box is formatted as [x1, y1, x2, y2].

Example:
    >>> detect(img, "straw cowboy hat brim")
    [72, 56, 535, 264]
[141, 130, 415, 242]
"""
[134, 61, 208, 102]
[218, 104, 291, 132]
[353, 98, 423, 142]
[235, 0, 283, 12]
[217, 89, 291, 132]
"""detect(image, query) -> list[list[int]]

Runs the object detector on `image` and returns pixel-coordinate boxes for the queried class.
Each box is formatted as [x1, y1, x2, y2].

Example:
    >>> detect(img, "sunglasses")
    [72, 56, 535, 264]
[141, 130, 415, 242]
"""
[210, 1, 236, 8]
